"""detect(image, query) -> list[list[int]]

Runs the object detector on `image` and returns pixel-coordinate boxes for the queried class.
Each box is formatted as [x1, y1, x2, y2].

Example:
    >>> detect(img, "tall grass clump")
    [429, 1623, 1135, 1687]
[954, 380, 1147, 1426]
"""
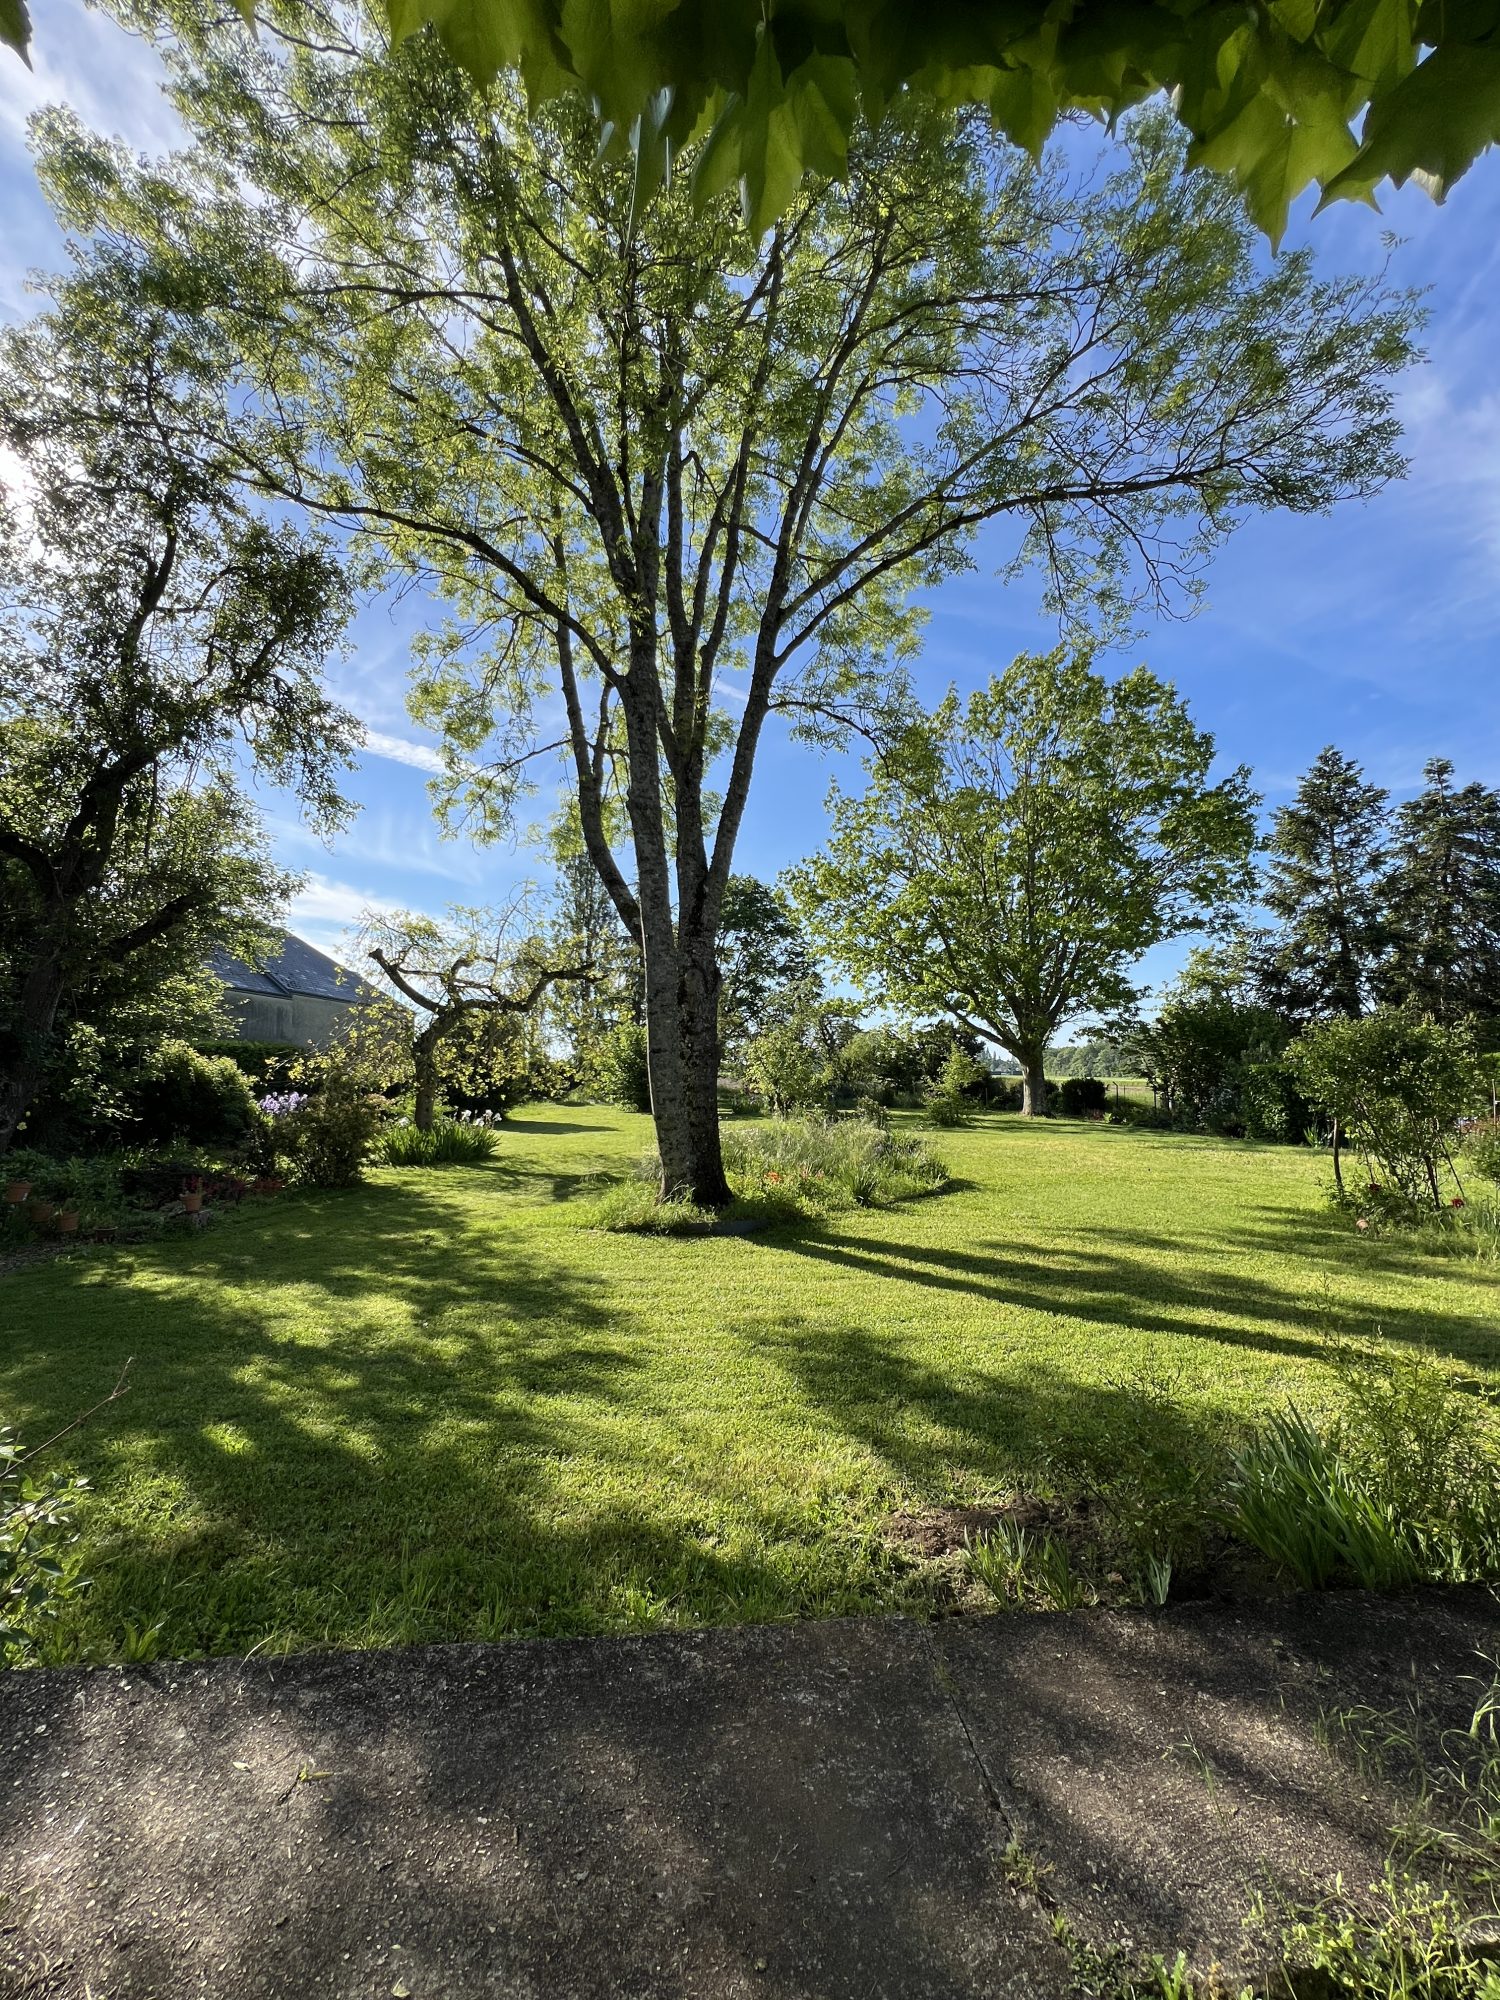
[380, 1119, 500, 1167]
[720, 1116, 949, 1210]
[1226, 1349, 1500, 1590]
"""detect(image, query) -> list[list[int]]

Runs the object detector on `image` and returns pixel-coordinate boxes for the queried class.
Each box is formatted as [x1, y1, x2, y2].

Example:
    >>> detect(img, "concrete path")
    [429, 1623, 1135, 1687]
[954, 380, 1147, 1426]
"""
[1, 1590, 1496, 1999]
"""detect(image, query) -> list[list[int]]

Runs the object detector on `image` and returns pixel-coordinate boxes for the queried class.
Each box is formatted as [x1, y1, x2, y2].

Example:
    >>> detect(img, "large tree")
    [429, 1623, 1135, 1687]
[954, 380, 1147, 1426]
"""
[1379, 758, 1500, 1032]
[12, 0, 1496, 241]
[0, 277, 359, 1152]
[36, 18, 1418, 1200]
[1257, 745, 1389, 1021]
[790, 651, 1259, 1115]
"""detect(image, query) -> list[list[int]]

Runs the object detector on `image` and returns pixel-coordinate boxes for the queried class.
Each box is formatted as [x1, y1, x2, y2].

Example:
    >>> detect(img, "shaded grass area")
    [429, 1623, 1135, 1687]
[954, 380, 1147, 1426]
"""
[1, 1107, 1496, 1661]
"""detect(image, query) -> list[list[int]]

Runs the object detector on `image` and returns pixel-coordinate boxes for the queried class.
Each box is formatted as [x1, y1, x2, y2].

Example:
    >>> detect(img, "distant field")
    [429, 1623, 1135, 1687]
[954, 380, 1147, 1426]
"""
[2, 1106, 1493, 1662]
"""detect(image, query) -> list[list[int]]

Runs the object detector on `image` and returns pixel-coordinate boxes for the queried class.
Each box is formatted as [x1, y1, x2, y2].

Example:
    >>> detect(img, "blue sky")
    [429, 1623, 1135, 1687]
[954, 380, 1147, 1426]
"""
[5, 4, 1499, 1007]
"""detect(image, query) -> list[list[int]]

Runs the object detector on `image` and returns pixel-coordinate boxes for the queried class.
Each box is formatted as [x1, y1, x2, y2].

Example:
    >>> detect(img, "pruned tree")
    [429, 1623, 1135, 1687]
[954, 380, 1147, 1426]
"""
[791, 650, 1259, 1115]
[363, 902, 591, 1128]
[0, 276, 358, 1153]
[37, 24, 1419, 1198]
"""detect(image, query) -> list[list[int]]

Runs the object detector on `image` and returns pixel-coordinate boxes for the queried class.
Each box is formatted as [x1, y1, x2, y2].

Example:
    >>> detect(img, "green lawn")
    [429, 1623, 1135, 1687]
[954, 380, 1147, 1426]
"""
[3, 1106, 1497, 1660]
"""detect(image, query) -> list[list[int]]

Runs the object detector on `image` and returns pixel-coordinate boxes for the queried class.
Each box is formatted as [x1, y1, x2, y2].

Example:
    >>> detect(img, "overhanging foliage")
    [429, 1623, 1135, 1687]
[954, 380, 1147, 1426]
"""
[8, 1, 1494, 239]
[136, 0, 1499, 243]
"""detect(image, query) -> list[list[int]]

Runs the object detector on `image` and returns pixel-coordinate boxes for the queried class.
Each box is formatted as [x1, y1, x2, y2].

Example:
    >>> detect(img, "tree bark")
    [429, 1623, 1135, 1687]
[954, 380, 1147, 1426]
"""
[677, 933, 730, 1207]
[410, 1022, 443, 1131]
[1020, 1052, 1049, 1118]
[0, 953, 69, 1154]
[413, 1070, 439, 1133]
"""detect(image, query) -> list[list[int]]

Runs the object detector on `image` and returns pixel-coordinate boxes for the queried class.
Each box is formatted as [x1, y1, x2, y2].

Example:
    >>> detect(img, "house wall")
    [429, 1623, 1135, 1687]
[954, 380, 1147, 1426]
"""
[222, 991, 371, 1048]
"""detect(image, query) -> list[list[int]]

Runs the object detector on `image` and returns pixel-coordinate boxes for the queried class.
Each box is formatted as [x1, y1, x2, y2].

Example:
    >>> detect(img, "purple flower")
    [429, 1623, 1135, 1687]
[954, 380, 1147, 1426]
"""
[258, 1091, 309, 1119]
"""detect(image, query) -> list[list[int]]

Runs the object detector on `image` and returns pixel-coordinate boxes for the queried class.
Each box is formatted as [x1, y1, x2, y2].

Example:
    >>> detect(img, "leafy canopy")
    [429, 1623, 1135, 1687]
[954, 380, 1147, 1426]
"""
[0, 269, 359, 1145]
[790, 649, 1259, 1105]
[26, 10, 1420, 1195]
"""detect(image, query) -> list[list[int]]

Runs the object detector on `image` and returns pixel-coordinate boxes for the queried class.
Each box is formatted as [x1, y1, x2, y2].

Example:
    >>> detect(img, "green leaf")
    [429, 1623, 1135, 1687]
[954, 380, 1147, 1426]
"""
[738, 31, 805, 237]
[788, 53, 859, 180]
[1317, 0, 1419, 97]
[1323, 42, 1500, 201]
[985, 64, 1059, 157]
[0, 0, 31, 65]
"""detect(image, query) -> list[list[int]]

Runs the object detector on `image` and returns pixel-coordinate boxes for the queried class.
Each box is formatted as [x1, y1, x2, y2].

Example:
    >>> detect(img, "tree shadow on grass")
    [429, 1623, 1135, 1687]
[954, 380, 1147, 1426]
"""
[733, 1310, 1240, 1497]
[6, 1178, 953, 1659]
[753, 1222, 1499, 1375]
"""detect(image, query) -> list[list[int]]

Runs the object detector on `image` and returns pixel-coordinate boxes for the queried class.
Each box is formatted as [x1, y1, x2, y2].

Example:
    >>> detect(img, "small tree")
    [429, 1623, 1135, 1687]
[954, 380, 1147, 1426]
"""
[717, 877, 817, 1065]
[1286, 1010, 1485, 1214]
[363, 903, 591, 1130]
[793, 651, 1258, 1115]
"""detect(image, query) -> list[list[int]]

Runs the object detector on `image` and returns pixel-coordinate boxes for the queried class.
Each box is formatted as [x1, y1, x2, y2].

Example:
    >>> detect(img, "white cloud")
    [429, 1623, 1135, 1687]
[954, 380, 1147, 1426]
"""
[361, 728, 447, 774]
[0, 2, 183, 157]
[287, 872, 402, 932]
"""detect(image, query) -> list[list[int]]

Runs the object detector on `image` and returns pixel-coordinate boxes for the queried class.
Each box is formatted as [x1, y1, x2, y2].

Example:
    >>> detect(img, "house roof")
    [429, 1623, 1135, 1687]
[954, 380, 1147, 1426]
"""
[208, 931, 380, 1006]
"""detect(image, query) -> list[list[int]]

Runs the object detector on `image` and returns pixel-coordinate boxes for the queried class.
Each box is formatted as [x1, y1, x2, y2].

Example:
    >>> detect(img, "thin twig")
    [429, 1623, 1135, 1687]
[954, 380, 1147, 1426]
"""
[12, 1358, 133, 1472]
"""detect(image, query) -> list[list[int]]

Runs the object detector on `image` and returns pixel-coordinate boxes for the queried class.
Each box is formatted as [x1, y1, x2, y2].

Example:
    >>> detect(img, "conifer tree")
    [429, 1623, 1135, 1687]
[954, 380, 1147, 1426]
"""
[1259, 747, 1388, 1020]
[1380, 759, 1500, 1032]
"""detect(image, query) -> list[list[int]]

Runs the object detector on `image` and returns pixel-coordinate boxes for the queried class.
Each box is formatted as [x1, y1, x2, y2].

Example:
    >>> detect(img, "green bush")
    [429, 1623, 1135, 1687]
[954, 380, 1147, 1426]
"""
[280, 1078, 384, 1188]
[129, 1039, 258, 1148]
[1225, 1351, 1500, 1590]
[192, 1040, 304, 1090]
[1287, 1010, 1484, 1218]
[380, 1119, 500, 1166]
[1058, 1076, 1108, 1117]
[1463, 1118, 1500, 1186]
[591, 1022, 652, 1112]
[923, 1046, 985, 1127]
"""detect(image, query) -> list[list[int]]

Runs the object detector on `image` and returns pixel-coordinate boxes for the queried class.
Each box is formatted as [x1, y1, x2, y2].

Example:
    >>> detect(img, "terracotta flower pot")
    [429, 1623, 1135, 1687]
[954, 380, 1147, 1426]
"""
[181, 1191, 204, 1214]
[55, 1210, 80, 1234]
[26, 1199, 54, 1226]
[4, 1180, 30, 1205]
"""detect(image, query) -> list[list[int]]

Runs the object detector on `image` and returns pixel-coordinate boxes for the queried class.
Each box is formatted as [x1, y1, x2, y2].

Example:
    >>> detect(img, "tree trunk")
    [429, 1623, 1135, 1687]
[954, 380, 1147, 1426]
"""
[618, 657, 733, 1209]
[1020, 1053, 1049, 1117]
[412, 1028, 441, 1131]
[678, 935, 730, 1208]
[0, 954, 68, 1155]
[637, 931, 732, 1206]
[413, 1073, 439, 1132]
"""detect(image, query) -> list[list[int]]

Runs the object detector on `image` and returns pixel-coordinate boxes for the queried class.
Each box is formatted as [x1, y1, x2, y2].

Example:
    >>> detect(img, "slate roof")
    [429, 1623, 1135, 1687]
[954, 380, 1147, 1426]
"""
[208, 931, 380, 1006]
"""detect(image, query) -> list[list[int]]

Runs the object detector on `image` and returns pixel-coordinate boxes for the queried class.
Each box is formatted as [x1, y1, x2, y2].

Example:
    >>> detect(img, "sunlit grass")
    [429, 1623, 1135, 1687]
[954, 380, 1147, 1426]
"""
[2, 1105, 1496, 1662]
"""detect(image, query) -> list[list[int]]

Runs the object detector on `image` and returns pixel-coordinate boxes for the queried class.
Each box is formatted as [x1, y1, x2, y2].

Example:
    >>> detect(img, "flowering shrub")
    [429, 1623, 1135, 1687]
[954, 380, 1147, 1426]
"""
[258, 1091, 310, 1119]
